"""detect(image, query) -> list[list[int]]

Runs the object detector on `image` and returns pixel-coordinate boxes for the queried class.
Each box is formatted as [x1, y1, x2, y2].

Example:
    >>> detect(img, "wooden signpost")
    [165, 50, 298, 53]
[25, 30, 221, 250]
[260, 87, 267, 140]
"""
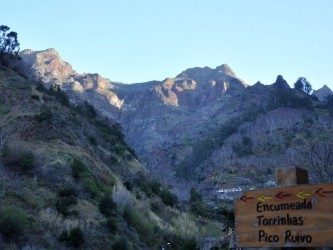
[235, 183, 333, 248]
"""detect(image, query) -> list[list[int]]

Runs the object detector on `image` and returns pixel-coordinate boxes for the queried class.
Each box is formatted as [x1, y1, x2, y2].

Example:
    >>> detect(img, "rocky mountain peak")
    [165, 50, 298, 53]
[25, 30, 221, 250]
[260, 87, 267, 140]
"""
[273, 75, 290, 89]
[176, 64, 235, 79]
[16, 48, 75, 84]
[215, 64, 235, 76]
[176, 66, 214, 81]
[313, 84, 333, 101]
[175, 64, 246, 89]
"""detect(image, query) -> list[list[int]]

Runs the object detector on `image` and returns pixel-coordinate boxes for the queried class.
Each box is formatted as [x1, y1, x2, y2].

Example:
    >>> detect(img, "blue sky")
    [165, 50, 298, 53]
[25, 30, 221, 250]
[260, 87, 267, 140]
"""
[2, 0, 332, 90]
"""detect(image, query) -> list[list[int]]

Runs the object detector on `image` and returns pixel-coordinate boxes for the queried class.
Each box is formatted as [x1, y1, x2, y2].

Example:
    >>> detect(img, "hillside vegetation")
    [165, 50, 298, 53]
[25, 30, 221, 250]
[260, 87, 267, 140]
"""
[0, 67, 226, 249]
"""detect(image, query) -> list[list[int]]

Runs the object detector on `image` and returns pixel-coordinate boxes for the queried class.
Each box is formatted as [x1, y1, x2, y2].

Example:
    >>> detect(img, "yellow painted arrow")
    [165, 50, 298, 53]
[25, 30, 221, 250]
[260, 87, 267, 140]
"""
[296, 191, 311, 199]
[257, 194, 273, 202]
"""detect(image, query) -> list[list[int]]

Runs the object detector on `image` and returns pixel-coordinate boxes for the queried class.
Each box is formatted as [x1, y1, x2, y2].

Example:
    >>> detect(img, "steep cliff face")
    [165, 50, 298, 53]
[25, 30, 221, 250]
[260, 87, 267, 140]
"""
[16, 49, 124, 120]
[17, 48, 75, 82]
[113, 64, 249, 180]
[16, 49, 249, 171]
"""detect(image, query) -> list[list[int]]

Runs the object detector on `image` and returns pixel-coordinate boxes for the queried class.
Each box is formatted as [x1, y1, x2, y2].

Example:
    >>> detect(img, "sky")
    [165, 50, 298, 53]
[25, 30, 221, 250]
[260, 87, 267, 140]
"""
[2, 0, 333, 90]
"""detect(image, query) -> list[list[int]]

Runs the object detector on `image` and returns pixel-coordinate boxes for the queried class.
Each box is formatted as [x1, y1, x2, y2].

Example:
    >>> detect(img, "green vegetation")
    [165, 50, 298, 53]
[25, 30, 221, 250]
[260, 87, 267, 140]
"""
[294, 77, 312, 94]
[59, 227, 85, 249]
[98, 195, 117, 217]
[56, 186, 78, 216]
[232, 136, 253, 157]
[1, 67, 211, 249]
[123, 208, 155, 244]
[325, 94, 333, 117]
[112, 236, 133, 250]
[35, 107, 53, 123]
[176, 105, 262, 180]
[0, 25, 20, 66]
[71, 158, 89, 180]
[138, 179, 178, 207]
[269, 83, 313, 110]
[70, 158, 109, 197]
[160, 188, 178, 207]
[48, 84, 70, 106]
[106, 217, 118, 233]
[2, 147, 35, 173]
[189, 188, 210, 217]
[0, 207, 30, 238]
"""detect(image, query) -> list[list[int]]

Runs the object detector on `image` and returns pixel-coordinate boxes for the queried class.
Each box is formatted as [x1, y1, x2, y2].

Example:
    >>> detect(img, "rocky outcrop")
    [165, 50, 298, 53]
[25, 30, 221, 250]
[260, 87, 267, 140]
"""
[272, 75, 290, 90]
[17, 48, 75, 83]
[16, 49, 124, 120]
[313, 84, 333, 101]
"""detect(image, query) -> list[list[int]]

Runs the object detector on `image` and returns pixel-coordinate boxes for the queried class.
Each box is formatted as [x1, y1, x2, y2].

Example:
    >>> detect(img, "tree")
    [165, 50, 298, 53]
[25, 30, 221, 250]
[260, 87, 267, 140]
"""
[294, 77, 312, 94]
[0, 25, 20, 65]
[325, 94, 333, 117]
[298, 137, 333, 183]
[304, 81, 312, 94]
[0, 125, 11, 154]
[294, 79, 303, 91]
[0, 207, 30, 238]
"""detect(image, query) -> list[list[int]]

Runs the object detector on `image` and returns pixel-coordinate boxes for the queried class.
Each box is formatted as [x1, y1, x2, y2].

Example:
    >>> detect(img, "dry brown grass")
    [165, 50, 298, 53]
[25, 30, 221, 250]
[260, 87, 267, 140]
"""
[112, 181, 135, 212]
[37, 200, 102, 232]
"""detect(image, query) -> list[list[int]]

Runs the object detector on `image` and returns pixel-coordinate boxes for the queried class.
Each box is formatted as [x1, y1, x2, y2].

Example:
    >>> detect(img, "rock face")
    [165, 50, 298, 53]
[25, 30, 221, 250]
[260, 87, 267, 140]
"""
[313, 84, 333, 101]
[114, 65, 248, 178]
[16, 49, 124, 120]
[17, 48, 75, 82]
[15, 48, 250, 184]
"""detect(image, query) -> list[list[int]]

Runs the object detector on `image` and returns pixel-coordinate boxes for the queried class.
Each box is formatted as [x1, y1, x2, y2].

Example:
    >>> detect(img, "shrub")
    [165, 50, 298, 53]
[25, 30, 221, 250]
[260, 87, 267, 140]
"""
[75, 101, 97, 119]
[36, 83, 46, 92]
[149, 180, 161, 195]
[81, 175, 101, 197]
[17, 152, 35, 171]
[2, 148, 35, 173]
[56, 187, 78, 216]
[68, 227, 84, 248]
[0, 207, 30, 238]
[48, 84, 70, 106]
[106, 217, 118, 233]
[114, 145, 126, 156]
[180, 238, 197, 250]
[98, 195, 117, 217]
[160, 188, 178, 208]
[88, 136, 97, 146]
[58, 186, 77, 198]
[112, 236, 132, 250]
[112, 183, 135, 212]
[232, 136, 253, 157]
[123, 208, 154, 242]
[35, 107, 53, 123]
[216, 207, 235, 231]
[71, 158, 89, 180]
[31, 94, 40, 100]
[59, 227, 84, 249]
[189, 188, 211, 218]
[109, 155, 119, 165]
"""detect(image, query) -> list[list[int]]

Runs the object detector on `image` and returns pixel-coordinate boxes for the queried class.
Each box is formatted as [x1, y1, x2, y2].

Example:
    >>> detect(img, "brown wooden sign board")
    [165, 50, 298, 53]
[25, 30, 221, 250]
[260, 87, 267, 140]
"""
[235, 183, 333, 248]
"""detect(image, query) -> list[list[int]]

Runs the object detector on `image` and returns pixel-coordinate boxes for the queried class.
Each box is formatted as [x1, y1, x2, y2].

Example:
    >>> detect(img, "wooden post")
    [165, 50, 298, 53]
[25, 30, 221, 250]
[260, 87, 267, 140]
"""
[276, 167, 314, 250]
[276, 167, 309, 187]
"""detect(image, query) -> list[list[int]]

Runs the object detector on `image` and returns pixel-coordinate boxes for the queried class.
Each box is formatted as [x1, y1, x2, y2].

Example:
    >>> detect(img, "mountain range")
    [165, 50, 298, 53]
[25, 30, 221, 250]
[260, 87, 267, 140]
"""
[13, 48, 333, 198]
